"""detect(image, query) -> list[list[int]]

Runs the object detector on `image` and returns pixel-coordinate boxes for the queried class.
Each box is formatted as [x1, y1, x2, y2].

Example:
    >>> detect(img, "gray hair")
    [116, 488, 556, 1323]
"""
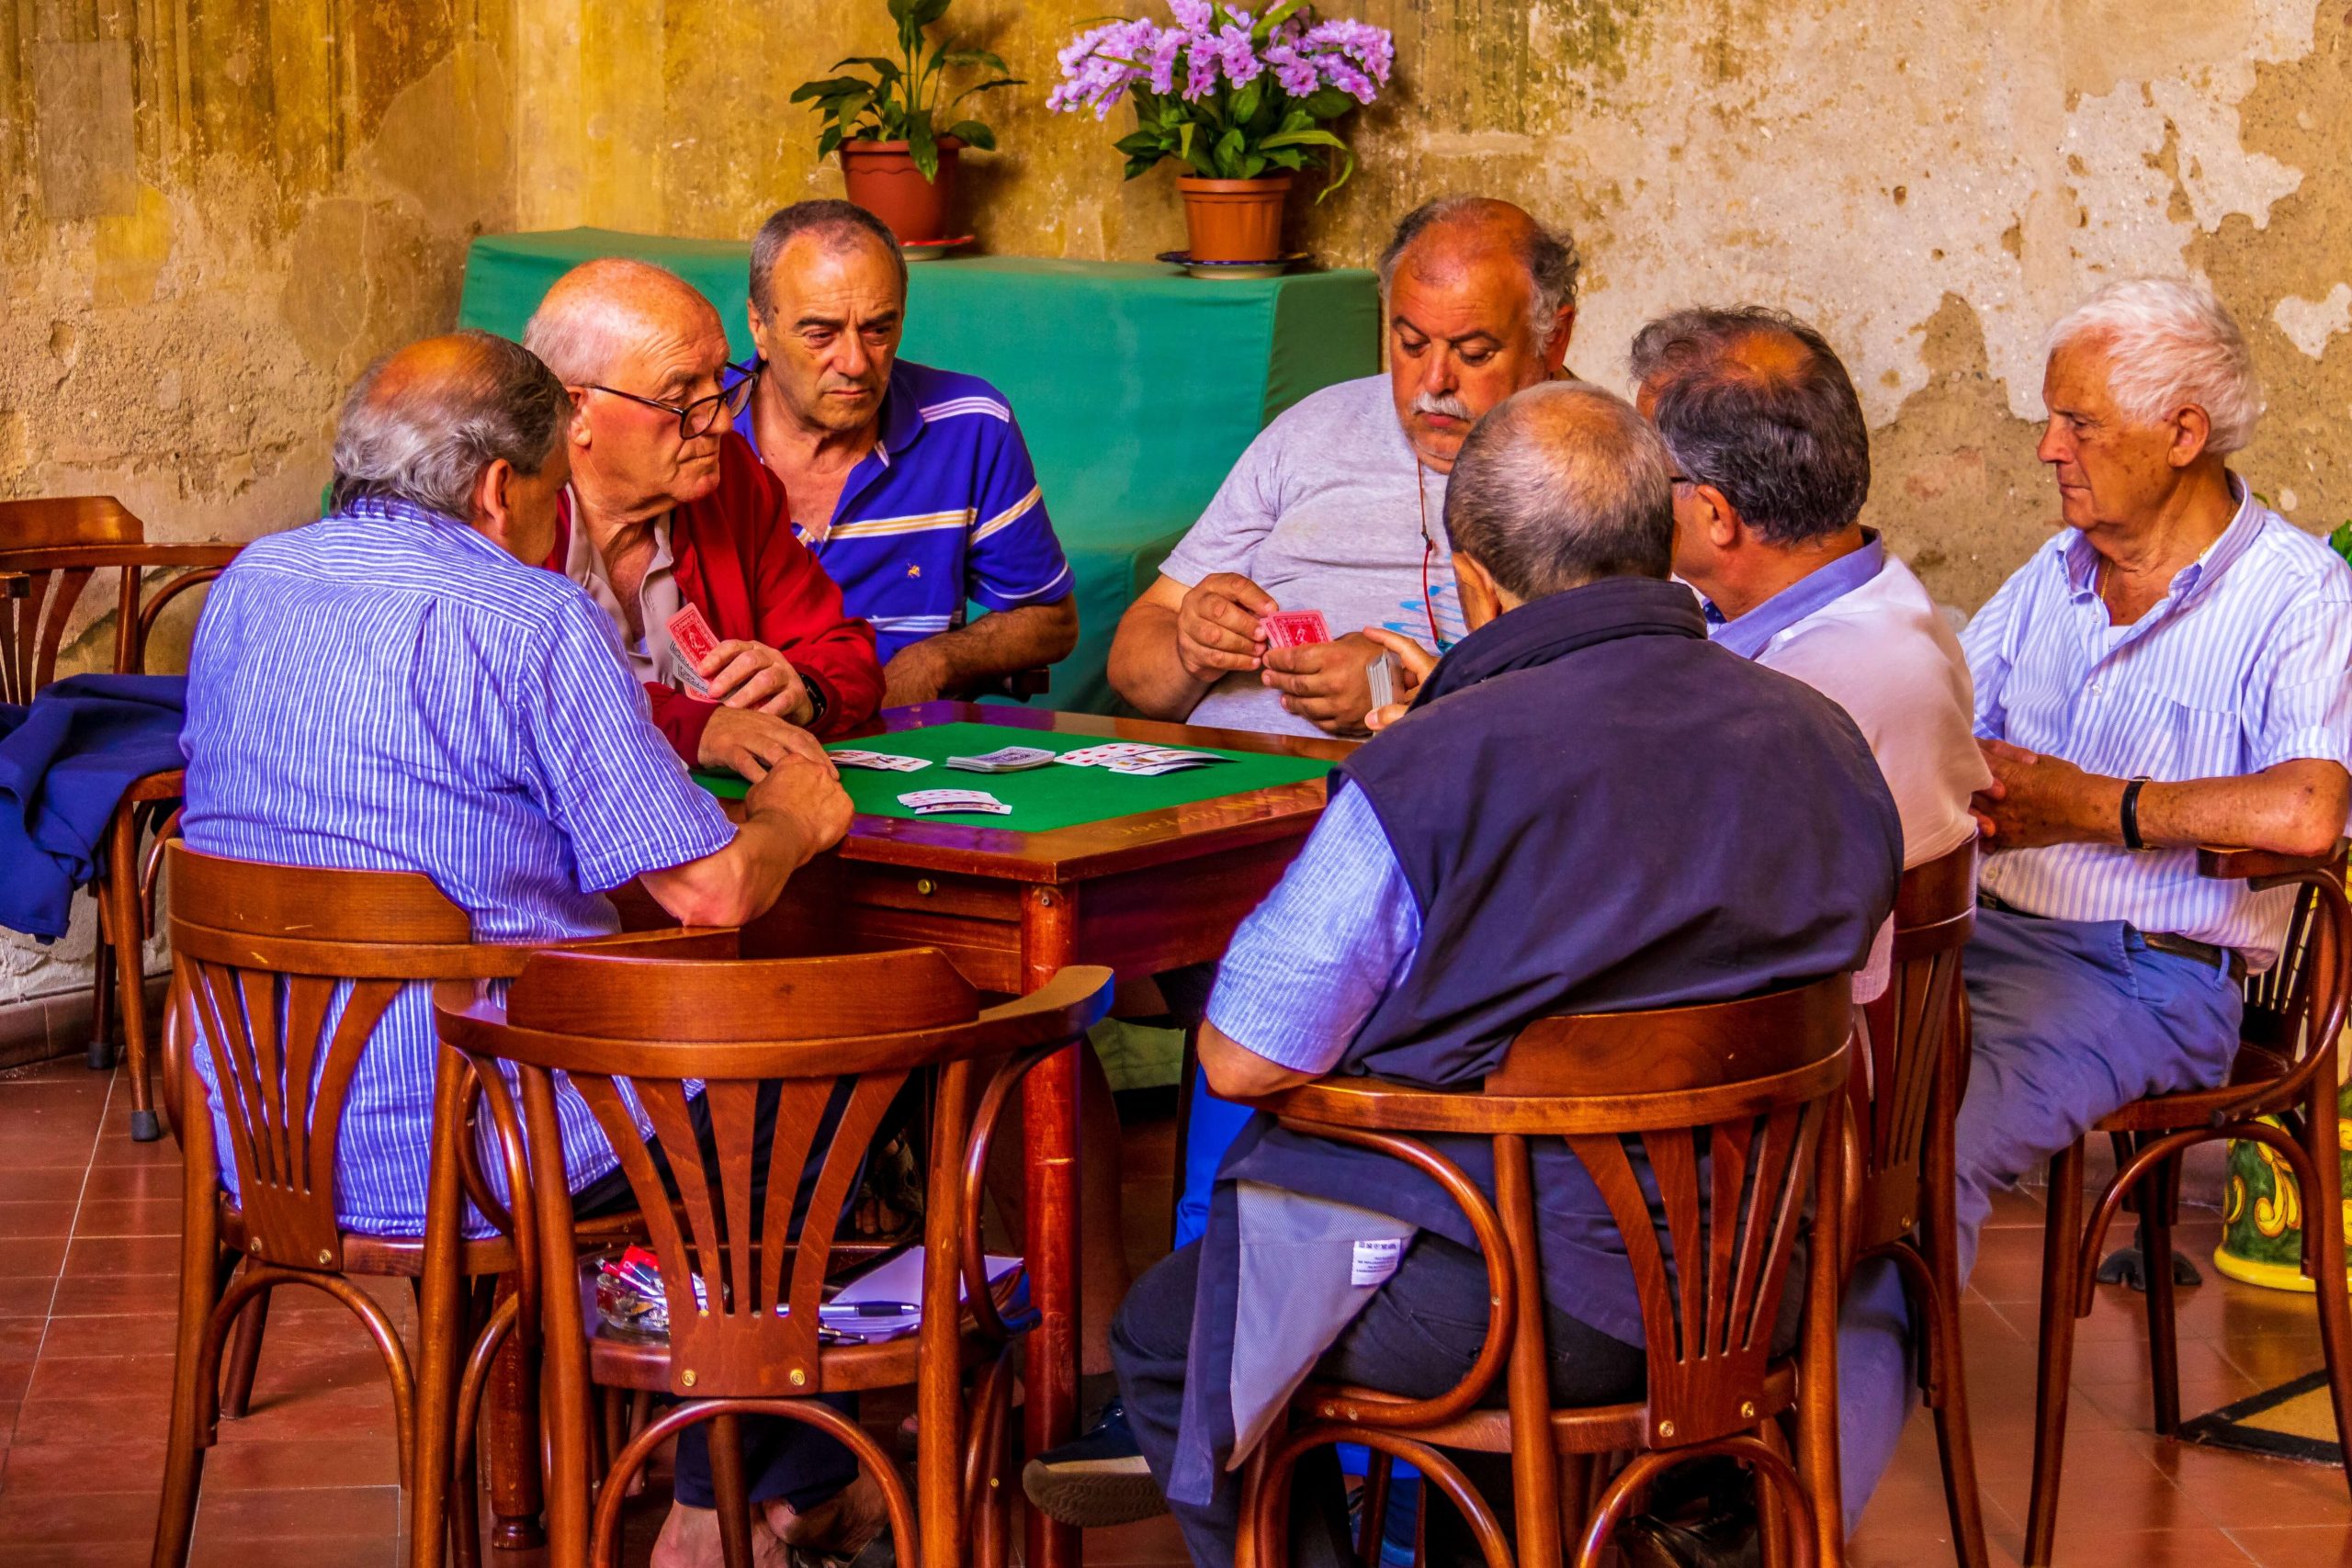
[329, 332, 571, 520]
[1628, 305, 1871, 547]
[521, 257, 720, 387]
[1443, 381, 1675, 599]
[750, 199, 908, 319]
[2045, 277, 2263, 454]
[1376, 196, 1581, 341]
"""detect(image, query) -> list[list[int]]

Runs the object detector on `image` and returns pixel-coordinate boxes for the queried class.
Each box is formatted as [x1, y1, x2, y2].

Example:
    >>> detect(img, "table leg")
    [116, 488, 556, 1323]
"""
[1021, 885, 1082, 1568]
[485, 1276, 544, 1552]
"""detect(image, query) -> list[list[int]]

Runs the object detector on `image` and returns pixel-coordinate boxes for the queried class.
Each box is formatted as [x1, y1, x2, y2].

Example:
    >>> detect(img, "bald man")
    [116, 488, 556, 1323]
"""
[523, 259, 883, 777]
[1109, 196, 1580, 741]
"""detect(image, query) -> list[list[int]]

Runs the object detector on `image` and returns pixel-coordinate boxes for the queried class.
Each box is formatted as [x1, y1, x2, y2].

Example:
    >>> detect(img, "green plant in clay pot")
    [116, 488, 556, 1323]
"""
[791, 0, 1021, 245]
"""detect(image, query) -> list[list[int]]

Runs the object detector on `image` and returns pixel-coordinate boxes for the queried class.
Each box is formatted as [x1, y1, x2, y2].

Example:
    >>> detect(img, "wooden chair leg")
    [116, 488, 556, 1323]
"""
[87, 923, 117, 1072]
[2024, 1140, 2086, 1566]
[1358, 1450, 1393, 1568]
[2141, 1152, 2184, 1438]
[2301, 1092, 2352, 1502]
[483, 1278, 545, 1551]
[1922, 1036, 1990, 1568]
[153, 1156, 225, 1567]
[106, 807, 161, 1140]
[219, 1288, 270, 1419]
[709, 1411, 756, 1568]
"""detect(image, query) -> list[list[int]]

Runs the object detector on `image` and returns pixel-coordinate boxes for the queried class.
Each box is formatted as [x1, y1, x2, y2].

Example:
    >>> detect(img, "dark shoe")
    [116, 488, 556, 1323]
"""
[1615, 1506, 1762, 1568]
[1020, 1397, 1167, 1528]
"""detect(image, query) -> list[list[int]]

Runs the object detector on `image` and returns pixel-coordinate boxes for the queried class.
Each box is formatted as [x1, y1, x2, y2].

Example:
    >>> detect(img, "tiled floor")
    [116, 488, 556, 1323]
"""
[5, 1060, 2352, 1566]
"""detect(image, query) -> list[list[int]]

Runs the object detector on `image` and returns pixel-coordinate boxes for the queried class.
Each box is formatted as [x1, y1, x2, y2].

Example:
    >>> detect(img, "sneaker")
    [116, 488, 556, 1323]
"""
[1020, 1397, 1167, 1528]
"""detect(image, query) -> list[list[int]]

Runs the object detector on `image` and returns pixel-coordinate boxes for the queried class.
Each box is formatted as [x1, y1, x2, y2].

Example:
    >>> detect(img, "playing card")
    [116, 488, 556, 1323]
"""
[945, 746, 1056, 773]
[1054, 743, 1161, 768]
[1106, 749, 1222, 775]
[1365, 652, 1397, 711]
[899, 788, 1012, 816]
[1108, 761, 1216, 776]
[914, 800, 1013, 816]
[831, 750, 932, 773]
[666, 604, 721, 665]
[1261, 610, 1332, 649]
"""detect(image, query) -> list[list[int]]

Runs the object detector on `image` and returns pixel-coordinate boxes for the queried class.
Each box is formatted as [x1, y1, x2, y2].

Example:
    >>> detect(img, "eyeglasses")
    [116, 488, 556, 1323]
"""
[582, 360, 762, 440]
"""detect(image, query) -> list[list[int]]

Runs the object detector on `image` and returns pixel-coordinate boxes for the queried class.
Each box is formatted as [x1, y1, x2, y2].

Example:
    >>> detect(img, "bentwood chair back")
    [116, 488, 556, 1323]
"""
[1845, 837, 1986, 1568]
[0, 495, 240, 1143]
[437, 946, 1115, 1568]
[1233, 975, 1855, 1568]
[2025, 845, 2352, 1564]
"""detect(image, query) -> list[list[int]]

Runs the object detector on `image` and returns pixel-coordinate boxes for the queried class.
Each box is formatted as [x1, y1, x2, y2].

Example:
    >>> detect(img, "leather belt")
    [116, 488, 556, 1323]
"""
[1977, 891, 2246, 983]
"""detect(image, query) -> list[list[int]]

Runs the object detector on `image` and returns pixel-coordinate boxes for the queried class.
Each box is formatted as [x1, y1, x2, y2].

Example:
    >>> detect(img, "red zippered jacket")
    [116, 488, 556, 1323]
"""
[547, 433, 882, 763]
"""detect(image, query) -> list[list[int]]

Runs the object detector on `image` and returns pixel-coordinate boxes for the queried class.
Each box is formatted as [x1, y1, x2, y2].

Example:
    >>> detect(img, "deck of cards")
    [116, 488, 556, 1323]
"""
[1056, 742, 1230, 778]
[831, 749, 932, 773]
[1261, 609, 1332, 649]
[665, 604, 721, 696]
[899, 788, 1013, 817]
[946, 745, 1056, 773]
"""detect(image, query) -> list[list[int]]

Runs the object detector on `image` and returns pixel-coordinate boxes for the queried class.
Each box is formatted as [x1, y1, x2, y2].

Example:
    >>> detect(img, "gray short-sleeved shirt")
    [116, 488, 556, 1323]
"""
[1158, 375, 1469, 737]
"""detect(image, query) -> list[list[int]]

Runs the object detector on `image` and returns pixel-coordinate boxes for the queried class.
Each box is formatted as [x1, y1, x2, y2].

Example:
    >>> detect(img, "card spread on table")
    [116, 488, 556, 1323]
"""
[831, 750, 932, 773]
[1105, 746, 1229, 776]
[898, 788, 1013, 816]
[1054, 742, 1161, 769]
[1261, 609, 1332, 649]
[945, 745, 1056, 773]
[665, 604, 719, 696]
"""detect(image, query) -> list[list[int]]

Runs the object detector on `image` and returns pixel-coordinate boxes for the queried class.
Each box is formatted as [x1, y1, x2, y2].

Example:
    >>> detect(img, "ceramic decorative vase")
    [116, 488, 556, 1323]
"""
[840, 137, 963, 244]
[1176, 174, 1293, 264]
[2214, 1083, 2352, 1292]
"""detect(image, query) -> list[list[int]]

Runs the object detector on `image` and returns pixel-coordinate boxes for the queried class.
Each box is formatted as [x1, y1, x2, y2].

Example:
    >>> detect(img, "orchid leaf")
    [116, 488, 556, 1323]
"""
[1251, 0, 1307, 42]
[1231, 79, 1262, 126]
[1301, 85, 1356, 120]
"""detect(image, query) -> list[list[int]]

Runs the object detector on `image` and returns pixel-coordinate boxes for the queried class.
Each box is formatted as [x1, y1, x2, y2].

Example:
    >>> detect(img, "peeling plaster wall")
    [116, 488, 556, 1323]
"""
[0, 4, 518, 1003]
[514, 0, 2352, 601]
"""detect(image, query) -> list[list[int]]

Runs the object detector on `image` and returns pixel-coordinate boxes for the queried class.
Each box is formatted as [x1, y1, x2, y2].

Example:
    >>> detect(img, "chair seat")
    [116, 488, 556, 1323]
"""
[1287, 1360, 1799, 1456]
[218, 1197, 641, 1280]
[2093, 1043, 2293, 1134]
[576, 1262, 1023, 1395]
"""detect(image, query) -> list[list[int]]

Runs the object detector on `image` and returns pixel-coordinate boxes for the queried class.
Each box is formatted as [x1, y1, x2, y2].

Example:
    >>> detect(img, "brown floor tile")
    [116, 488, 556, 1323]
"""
[1989, 1524, 2256, 1565]
[198, 1435, 401, 1492]
[2232, 1523, 2352, 1568]
[0, 1435, 171, 1495]
[0, 1201, 83, 1240]
[4, 1168, 93, 1203]
[1082, 1512, 1191, 1564]
[0, 1236, 70, 1279]
[0, 1276, 59, 1316]
[0, 1485, 163, 1543]
[6, 1390, 174, 1447]
[20, 1350, 179, 1404]
[190, 1483, 401, 1538]
[77, 1162, 183, 1203]
[46, 1269, 180, 1316]
[2159, 1444, 2352, 1530]
[69, 1196, 182, 1237]
[61, 1234, 180, 1278]
[36, 1312, 180, 1359]
[187, 1536, 397, 1568]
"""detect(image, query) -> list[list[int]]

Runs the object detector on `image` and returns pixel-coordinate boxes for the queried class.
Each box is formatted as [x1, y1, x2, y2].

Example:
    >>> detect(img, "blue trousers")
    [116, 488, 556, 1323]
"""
[1836, 908, 2242, 1529]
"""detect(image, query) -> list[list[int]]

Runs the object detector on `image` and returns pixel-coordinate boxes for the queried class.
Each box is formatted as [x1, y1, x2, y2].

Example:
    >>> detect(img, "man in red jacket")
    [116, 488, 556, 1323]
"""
[525, 258, 883, 777]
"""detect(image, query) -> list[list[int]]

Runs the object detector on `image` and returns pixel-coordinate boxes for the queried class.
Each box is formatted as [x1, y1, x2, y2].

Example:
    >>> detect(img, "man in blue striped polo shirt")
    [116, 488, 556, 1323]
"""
[734, 200, 1078, 704]
[1837, 278, 2352, 1531]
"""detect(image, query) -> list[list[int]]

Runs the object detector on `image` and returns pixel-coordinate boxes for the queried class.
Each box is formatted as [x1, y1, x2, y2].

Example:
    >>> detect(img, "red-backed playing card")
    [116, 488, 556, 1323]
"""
[666, 604, 721, 667]
[1261, 610, 1332, 649]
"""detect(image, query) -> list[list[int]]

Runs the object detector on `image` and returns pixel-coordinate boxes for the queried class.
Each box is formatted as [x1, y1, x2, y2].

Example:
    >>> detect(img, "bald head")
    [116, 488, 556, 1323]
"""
[330, 330, 571, 522]
[1442, 382, 1676, 600]
[522, 258, 727, 387]
[1628, 305, 1870, 546]
[1378, 197, 1580, 328]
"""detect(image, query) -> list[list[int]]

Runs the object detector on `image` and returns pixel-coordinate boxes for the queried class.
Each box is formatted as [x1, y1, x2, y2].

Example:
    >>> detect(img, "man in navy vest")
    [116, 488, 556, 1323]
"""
[1105, 381, 1904, 1568]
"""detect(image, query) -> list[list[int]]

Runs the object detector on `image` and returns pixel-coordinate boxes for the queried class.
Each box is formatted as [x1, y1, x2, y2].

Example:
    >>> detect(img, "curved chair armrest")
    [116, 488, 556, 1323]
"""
[963, 964, 1116, 1055]
[2197, 840, 2350, 884]
[959, 1044, 1062, 1343]
[0, 542, 240, 573]
[545, 927, 743, 962]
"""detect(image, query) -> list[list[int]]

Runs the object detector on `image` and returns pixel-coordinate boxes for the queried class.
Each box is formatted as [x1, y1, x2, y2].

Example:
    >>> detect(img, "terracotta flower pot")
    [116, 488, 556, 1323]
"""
[840, 137, 964, 245]
[1178, 175, 1293, 264]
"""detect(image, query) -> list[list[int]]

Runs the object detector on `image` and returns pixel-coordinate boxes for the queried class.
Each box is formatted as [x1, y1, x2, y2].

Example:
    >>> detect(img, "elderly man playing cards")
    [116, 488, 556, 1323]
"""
[524, 258, 885, 778]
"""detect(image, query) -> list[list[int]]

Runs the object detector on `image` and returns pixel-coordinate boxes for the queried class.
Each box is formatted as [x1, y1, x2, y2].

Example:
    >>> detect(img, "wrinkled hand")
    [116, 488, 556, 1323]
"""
[1262, 631, 1389, 737]
[1970, 737, 2105, 849]
[701, 638, 813, 725]
[1176, 573, 1275, 685]
[1360, 627, 1439, 733]
[744, 745, 853, 859]
[699, 705, 834, 784]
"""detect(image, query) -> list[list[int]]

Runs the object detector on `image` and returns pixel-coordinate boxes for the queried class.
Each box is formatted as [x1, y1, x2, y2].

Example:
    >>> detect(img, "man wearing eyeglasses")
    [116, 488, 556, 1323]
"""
[524, 259, 884, 779]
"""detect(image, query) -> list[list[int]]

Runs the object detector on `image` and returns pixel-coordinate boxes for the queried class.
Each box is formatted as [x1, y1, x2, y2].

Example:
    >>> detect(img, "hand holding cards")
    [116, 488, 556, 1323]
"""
[665, 604, 720, 696]
[1261, 609, 1331, 649]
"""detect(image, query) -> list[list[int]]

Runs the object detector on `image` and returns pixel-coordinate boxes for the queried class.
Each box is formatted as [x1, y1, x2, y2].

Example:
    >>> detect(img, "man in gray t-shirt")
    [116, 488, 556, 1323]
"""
[1109, 196, 1582, 739]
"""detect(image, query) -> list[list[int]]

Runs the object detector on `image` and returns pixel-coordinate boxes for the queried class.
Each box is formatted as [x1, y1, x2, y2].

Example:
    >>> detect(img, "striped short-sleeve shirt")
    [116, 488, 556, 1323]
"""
[179, 500, 737, 1235]
[1962, 482, 2352, 965]
[734, 359, 1073, 662]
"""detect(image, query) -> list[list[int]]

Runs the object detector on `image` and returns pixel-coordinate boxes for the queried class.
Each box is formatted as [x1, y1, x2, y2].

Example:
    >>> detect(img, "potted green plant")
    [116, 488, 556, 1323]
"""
[791, 0, 1021, 246]
[1048, 1, 1395, 265]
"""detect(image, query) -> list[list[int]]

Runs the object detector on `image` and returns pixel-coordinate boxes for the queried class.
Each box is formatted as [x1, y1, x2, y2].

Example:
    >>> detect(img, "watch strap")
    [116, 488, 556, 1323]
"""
[2120, 775, 2152, 851]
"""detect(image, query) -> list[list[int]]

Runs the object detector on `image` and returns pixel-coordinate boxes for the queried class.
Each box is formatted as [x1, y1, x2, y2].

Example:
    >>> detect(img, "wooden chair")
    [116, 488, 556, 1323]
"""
[435, 945, 1116, 1568]
[151, 844, 714, 1568]
[0, 494, 238, 1141]
[1232, 975, 1855, 1568]
[2024, 845, 2352, 1564]
[1843, 838, 1985, 1568]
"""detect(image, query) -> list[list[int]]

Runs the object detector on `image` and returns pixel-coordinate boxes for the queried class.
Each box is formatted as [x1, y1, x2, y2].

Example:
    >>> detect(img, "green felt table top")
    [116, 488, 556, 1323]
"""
[458, 232, 1378, 714]
[691, 720, 1332, 831]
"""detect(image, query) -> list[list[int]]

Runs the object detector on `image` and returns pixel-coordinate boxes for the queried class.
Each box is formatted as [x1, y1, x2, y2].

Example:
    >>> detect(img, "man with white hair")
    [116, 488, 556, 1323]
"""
[1837, 277, 2352, 1530]
[524, 259, 884, 778]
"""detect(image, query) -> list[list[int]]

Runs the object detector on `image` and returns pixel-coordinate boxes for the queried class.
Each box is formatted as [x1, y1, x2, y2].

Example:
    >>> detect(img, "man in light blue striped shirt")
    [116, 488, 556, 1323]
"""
[1838, 279, 2352, 1526]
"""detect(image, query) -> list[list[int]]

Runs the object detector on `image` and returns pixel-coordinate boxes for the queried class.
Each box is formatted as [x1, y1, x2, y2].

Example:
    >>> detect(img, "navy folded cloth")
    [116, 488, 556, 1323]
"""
[0, 674, 188, 940]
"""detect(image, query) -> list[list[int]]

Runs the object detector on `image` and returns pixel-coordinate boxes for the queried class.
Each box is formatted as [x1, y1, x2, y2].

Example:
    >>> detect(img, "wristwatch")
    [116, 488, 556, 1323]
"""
[2120, 776, 2153, 851]
[803, 677, 830, 732]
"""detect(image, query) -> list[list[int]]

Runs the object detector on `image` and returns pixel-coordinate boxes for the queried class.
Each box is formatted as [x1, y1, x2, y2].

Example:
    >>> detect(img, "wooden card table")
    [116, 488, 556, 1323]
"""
[702, 700, 1352, 1568]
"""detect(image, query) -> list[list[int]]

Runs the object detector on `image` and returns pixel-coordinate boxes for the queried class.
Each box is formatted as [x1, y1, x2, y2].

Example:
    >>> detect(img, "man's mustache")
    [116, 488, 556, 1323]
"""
[1413, 392, 1475, 422]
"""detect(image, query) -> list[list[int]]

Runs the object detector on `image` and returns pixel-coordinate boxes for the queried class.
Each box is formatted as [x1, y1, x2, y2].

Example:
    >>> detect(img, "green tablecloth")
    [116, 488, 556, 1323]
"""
[691, 720, 1329, 828]
[457, 233, 1380, 713]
